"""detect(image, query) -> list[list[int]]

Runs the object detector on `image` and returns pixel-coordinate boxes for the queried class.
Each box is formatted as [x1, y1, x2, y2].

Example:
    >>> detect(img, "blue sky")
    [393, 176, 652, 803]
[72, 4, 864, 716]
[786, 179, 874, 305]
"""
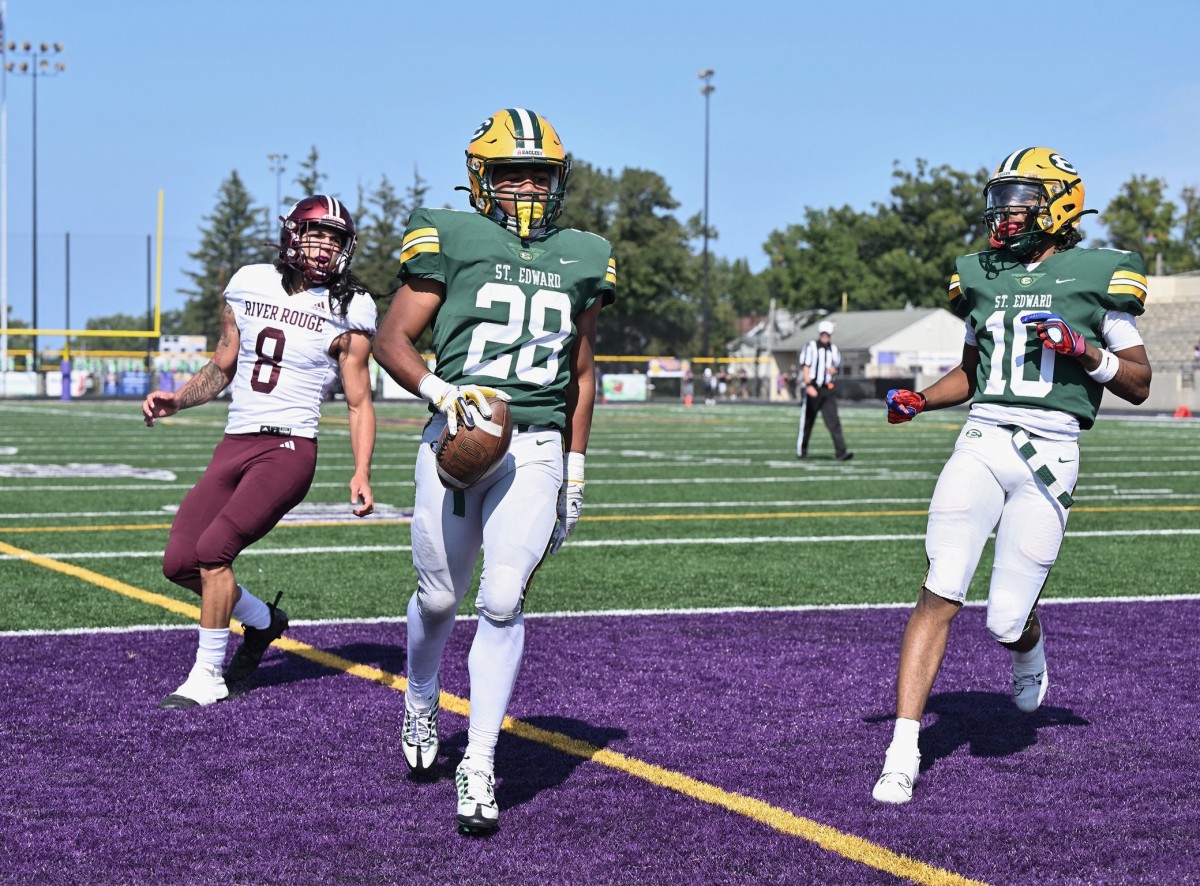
[4, 0, 1199, 348]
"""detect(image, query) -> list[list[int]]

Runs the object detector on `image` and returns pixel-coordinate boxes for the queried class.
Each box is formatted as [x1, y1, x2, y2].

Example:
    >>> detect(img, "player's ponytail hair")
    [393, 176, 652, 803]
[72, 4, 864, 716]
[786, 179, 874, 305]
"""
[273, 257, 377, 317]
[326, 272, 377, 318]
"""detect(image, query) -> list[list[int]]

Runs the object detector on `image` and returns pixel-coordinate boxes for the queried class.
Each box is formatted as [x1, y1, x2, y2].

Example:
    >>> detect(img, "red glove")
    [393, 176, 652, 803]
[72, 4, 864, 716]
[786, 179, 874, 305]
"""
[886, 389, 926, 424]
[1020, 312, 1086, 357]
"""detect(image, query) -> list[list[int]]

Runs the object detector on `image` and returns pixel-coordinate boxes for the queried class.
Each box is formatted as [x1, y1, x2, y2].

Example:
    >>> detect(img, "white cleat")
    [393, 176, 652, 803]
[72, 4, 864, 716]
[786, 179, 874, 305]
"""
[1013, 665, 1049, 713]
[158, 662, 229, 709]
[1012, 634, 1049, 712]
[401, 682, 440, 773]
[456, 764, 499, 835]
[873, 746, 921, 804]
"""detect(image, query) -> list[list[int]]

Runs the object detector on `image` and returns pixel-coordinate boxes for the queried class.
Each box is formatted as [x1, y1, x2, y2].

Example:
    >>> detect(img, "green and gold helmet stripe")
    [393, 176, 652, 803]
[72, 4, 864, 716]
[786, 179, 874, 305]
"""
[605, 257, 618, 286]
[996, 148, 1035, 176]
[507, 108, 545, 150]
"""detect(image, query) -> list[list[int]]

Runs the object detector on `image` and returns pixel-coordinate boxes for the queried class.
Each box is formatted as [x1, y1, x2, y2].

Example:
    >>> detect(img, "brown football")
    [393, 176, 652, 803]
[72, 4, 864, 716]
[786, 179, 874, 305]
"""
[435, 396, 514, 489]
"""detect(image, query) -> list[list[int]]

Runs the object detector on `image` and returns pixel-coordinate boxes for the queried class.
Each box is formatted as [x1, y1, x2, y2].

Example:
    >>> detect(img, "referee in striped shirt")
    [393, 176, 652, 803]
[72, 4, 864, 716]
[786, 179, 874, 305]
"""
[797, 320, 853, 461]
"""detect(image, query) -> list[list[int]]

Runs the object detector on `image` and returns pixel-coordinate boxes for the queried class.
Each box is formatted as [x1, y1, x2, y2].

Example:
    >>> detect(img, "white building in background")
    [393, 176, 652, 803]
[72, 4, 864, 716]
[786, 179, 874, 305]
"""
[730, 305, 965, 400]
[728, 277, 1200, 412]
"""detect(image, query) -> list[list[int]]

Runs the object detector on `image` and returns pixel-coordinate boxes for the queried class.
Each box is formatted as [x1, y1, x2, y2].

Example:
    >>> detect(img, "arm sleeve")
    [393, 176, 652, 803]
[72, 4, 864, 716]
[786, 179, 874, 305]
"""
[1100, 311, 1143, 352]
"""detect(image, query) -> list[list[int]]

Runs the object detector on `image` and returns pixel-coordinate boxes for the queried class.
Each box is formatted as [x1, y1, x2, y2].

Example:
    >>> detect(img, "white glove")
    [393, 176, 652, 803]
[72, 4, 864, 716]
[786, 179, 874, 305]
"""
[418, 374, 509, 437]
[549, 452, 586, 554]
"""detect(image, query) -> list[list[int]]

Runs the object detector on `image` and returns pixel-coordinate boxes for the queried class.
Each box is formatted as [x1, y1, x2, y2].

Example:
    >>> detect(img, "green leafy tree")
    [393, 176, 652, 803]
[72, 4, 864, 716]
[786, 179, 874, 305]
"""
[1099, 175, 1200, 274]
[873, 160, 990, 307]
[1, 315, 32, 354]
[178, 171, 274, 345]
[761, 160, 990, 312]
[763, 205, 888, 313]
[75, 313, 159, 351]
[559, 162, 696, 356]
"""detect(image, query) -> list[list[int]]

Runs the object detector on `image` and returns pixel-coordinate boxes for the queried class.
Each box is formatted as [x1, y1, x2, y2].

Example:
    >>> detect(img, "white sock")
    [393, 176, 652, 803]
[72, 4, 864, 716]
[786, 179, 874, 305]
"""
[461, 745, 496, 776]
[463, 612, 525, 774]
[231, 585, 271, 630]
[196, 627, 231, 669]
[1011, 634, 1045, 671]
[889, 717, 921, 755]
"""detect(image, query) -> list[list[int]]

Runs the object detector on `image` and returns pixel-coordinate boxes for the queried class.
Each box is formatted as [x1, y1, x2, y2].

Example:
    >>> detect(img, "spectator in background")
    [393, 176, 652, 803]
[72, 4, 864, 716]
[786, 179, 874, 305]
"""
[797, 320, 853, 461]
[786, 363, 800, 400]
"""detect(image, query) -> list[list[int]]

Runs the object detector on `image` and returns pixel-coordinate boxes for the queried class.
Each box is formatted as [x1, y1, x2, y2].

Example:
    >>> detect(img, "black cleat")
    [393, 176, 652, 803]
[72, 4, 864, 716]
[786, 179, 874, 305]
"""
[836, 451, 855, 461]
[225, 592, 289, 684]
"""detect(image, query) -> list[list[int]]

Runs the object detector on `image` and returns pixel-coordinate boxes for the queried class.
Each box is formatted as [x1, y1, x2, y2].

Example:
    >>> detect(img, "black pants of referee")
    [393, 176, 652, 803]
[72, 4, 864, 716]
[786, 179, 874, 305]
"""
[798, 384, 850, 459]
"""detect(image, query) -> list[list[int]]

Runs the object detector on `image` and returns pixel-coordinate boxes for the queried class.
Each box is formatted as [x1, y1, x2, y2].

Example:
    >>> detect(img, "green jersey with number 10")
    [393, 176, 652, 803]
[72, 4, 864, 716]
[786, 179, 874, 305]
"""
[398, 207, 617, 429]
[948, 246, 1147, 429]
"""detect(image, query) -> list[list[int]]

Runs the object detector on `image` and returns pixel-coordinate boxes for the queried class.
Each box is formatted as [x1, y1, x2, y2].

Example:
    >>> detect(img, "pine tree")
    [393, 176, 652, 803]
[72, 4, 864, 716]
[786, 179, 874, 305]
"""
[286, 146, 328, 205]
[354, 172, 411, 302]
[178, 171, 273, 347]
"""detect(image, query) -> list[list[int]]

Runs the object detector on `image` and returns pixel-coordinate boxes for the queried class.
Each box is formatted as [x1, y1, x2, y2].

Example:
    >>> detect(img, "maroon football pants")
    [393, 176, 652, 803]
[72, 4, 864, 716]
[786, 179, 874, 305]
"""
[162, 433, 317, 587]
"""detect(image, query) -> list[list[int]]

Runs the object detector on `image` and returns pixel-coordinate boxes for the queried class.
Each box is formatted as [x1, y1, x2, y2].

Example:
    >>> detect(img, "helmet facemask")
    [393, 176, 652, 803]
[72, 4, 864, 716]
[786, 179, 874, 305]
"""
[287, 224, 349, 284]
[279, 195, 357, 286]
[469, 158, 569, 239]
[983, 181, 1053, 259]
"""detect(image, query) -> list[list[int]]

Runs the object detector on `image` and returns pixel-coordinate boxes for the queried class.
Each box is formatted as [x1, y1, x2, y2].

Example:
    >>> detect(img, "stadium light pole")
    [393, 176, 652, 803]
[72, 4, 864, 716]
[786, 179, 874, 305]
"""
[698, 69, 714, 358]
[1, 6, 9, 396]
[268, 152, 288, 220]
[6, 40, 66, 383]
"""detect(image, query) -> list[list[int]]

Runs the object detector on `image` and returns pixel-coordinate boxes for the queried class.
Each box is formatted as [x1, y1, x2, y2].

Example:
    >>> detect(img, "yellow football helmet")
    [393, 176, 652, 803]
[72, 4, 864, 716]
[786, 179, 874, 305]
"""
[983, 147, 1088, 257]
[465, 108, 570, 239]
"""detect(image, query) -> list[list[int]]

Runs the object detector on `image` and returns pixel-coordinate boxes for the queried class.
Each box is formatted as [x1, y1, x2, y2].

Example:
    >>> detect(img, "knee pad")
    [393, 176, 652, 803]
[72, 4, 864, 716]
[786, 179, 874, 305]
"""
[192, 520, 240, 572]
[476, 564, 525, 622]
[986, 606, 1032, 644]
[162, 546, 199, 586]
[415, 583, 459, 622]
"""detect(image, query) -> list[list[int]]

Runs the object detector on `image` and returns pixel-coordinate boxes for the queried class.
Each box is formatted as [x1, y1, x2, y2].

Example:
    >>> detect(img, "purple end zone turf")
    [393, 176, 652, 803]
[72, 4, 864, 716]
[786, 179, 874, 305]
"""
[2, 600, 1198, 885]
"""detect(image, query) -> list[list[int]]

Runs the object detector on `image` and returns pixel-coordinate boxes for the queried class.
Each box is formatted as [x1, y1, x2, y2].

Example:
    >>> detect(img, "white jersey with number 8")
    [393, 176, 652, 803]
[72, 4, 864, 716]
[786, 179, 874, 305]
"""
[223, 264, 376, 439]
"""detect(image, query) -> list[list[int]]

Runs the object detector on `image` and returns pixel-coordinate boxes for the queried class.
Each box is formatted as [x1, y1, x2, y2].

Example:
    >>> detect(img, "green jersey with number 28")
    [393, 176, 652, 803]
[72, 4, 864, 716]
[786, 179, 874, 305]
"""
[398, 207, 617, 429]
[948, 246, 1147, 429]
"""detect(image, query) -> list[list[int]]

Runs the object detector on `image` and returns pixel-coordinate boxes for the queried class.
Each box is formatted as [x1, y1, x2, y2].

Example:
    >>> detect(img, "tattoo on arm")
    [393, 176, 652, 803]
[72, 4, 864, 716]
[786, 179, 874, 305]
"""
[175, 362, 228, 409]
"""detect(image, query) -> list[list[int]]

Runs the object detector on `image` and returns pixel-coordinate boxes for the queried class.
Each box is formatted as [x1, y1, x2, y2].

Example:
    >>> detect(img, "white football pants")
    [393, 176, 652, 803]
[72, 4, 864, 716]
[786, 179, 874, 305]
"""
[923, 420, 1080, 643]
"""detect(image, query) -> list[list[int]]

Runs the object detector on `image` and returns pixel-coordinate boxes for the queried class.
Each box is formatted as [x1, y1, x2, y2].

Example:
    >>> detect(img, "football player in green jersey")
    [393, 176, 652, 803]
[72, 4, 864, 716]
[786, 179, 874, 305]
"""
[374, 108, 616, 834]
[873, 148, 1152, 804]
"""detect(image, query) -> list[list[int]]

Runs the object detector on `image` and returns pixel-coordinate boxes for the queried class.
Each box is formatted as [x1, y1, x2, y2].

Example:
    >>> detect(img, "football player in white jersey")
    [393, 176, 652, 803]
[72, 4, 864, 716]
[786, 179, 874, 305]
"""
[142, 195, 378, 709]
[872, 149, 1152, 804]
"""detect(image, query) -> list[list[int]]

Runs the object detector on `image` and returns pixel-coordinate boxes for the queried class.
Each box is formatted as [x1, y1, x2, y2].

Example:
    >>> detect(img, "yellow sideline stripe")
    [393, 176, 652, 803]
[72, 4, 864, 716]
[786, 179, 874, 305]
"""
[0, 539, 203, 620]
[1, 537, 985, 886]
[4, 502, 1200, 535]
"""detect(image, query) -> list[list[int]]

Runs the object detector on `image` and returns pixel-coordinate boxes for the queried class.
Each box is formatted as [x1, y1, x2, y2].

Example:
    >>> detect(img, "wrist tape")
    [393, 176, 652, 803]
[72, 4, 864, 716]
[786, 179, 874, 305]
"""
[1085, 349, 1119, 384]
